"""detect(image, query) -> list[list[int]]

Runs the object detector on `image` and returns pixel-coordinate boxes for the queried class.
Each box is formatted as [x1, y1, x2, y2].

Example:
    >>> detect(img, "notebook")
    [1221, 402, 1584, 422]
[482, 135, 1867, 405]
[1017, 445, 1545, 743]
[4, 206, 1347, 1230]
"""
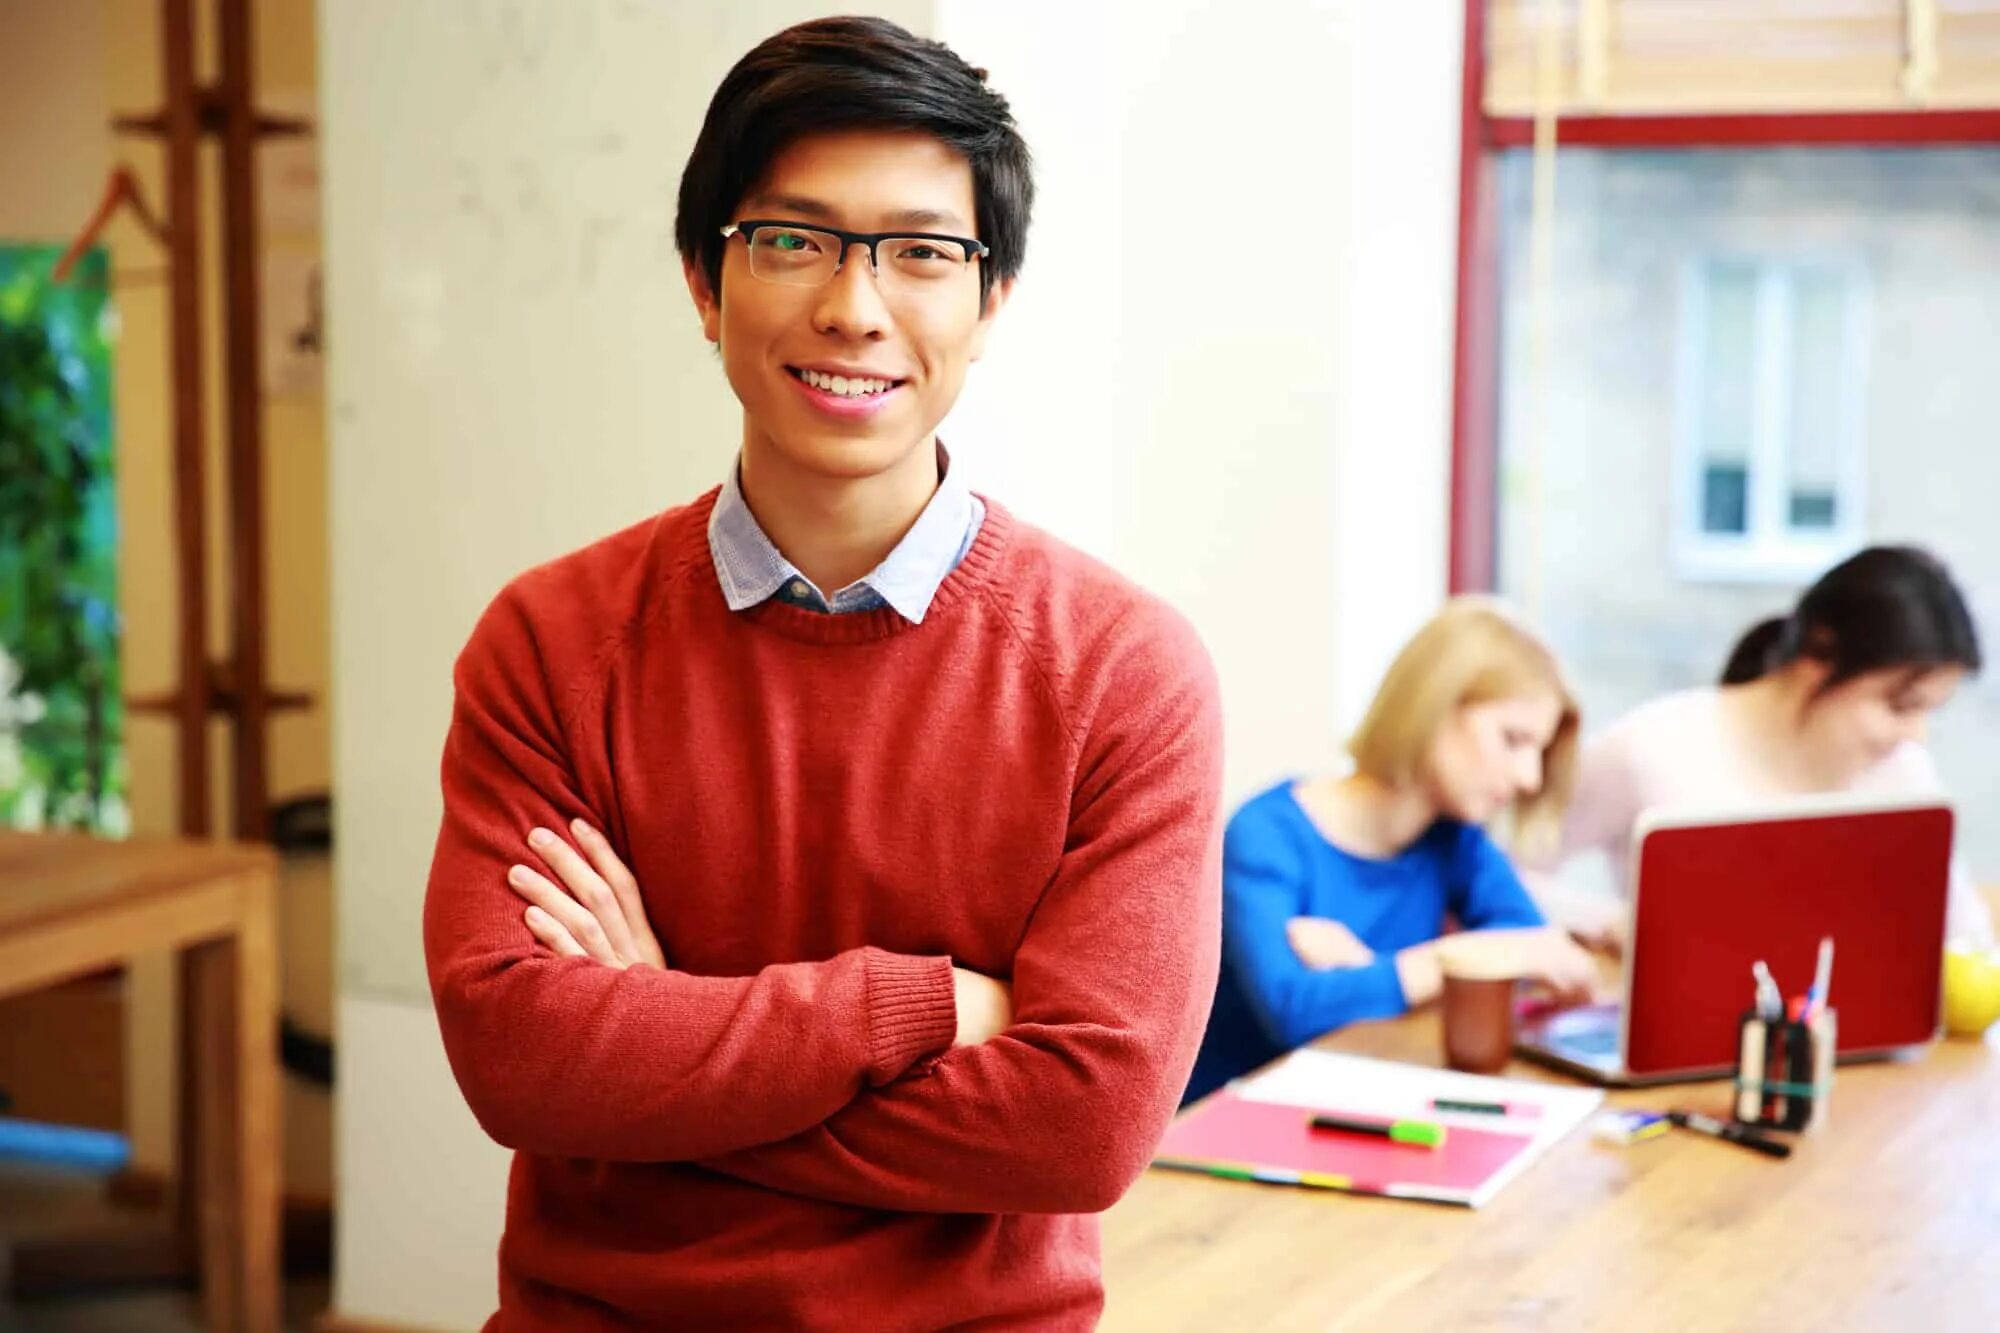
[1153, 1049, 1603, 1207]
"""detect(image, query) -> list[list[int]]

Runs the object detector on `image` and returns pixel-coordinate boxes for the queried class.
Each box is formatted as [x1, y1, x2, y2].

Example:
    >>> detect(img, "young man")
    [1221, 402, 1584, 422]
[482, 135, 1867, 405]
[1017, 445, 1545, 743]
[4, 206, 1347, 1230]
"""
[424, 17, 1223, 1330]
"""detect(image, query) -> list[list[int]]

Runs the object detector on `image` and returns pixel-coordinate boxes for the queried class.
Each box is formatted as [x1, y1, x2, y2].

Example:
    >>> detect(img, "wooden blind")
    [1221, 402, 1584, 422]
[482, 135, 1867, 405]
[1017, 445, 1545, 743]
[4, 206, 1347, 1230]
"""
[1486, 1, 2000, 116]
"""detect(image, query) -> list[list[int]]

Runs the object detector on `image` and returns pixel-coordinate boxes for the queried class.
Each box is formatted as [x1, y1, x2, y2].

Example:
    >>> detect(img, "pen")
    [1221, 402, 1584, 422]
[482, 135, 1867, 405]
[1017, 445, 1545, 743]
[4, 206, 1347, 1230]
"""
[1666, 1110, 1791, 1160]
[1751, 960, 1782, 1021]
[1308, 1113, 1447, 1149]
[1430, 1097, 1538, 1118]
[1806, 937, 1834, 1021]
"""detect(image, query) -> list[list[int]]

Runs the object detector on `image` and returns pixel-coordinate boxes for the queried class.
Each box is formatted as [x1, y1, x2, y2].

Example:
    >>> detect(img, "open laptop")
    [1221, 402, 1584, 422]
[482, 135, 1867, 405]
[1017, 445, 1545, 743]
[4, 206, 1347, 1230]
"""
[1516, 791, 1953, 1086]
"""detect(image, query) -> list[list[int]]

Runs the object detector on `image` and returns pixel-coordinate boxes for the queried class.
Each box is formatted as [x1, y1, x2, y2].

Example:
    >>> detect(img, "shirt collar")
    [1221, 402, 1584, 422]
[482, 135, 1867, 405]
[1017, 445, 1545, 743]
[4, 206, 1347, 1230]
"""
[707, 444, 976, 624]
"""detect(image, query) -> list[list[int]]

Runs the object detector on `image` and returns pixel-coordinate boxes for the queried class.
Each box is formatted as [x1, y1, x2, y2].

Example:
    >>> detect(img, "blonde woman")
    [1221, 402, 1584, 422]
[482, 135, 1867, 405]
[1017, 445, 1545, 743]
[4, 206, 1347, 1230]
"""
[1184, 599, 1597, 1103]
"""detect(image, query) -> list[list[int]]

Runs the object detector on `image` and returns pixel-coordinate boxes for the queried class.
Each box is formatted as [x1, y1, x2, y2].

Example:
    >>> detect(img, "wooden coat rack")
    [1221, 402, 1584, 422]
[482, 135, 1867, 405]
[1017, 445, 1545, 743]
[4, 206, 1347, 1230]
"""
[59, 0, 312, 845]
[20, 0, 318, 1315]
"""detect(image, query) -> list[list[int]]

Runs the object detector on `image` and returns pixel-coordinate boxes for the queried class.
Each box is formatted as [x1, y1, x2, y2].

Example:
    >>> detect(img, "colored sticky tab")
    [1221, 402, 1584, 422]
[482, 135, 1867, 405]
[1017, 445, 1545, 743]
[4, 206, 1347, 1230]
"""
[1590, 1109, 1669, 1147]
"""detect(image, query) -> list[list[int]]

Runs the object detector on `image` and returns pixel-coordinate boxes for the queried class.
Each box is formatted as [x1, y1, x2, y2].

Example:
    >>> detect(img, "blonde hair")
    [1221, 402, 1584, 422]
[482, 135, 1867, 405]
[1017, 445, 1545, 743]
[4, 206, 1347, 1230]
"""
[1347, 596, 1579, 851]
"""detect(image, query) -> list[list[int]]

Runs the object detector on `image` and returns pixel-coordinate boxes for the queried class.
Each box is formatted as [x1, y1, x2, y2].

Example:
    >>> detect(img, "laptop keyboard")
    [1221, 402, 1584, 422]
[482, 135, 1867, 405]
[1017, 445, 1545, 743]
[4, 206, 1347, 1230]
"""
[1556, 1026, 1622, 1057]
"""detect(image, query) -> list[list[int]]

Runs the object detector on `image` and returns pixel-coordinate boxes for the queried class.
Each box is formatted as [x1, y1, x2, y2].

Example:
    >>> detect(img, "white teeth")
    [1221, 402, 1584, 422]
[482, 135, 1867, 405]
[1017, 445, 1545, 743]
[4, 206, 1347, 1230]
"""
[799, 368, 893, 397]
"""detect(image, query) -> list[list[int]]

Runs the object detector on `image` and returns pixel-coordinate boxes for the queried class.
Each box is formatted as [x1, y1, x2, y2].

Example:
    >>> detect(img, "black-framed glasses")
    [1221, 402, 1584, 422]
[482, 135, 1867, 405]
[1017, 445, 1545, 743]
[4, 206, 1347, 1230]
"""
[721, 220, 989, 292]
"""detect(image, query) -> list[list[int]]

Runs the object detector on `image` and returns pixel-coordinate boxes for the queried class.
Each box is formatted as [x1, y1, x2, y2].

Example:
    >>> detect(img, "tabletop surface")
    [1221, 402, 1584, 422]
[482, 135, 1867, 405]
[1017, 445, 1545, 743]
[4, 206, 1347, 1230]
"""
[0, 829, 272, 938]
[1102, 1005, 2000, 1331]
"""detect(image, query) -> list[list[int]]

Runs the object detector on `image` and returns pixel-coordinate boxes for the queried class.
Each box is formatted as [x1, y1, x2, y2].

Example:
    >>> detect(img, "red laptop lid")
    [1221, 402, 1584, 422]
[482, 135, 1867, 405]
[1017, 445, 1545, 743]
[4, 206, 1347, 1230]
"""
[1624, 797, 1951, 1077]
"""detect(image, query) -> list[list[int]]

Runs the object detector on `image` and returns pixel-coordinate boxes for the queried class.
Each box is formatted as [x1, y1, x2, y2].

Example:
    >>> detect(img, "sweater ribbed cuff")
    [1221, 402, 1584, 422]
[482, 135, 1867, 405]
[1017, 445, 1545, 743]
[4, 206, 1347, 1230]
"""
[861, 949, 957, 1087]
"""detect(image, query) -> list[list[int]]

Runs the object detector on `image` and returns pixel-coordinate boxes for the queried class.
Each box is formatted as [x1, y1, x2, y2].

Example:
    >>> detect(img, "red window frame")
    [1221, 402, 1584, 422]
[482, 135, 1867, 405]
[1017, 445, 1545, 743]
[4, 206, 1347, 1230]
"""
[1446, 0, 2000, 593]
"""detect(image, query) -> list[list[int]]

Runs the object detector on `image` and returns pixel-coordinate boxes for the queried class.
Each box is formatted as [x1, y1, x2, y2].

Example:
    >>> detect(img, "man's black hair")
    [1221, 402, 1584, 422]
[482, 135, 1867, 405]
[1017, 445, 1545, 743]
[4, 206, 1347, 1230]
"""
[675, 16, 1033, 310]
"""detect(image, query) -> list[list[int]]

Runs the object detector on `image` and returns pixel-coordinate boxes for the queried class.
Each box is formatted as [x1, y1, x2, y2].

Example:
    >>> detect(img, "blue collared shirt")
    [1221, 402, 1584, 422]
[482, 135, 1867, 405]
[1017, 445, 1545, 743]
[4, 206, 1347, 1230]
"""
[707, 447, 985, 624]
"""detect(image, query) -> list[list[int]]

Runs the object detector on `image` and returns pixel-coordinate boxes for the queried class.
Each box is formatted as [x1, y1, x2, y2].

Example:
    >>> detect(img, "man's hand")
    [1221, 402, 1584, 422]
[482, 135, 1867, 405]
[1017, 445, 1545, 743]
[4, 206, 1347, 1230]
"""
[510, 822, 1009, 1050]
[505, 819, 665, 970]
[1286, 916, 1375, 970]
[951, 968, 1013, 1047]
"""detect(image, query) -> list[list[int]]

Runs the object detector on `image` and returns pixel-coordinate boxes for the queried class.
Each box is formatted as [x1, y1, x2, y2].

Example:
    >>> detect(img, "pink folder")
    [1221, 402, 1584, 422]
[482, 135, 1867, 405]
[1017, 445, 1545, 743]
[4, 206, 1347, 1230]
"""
[1153, 1090, 1536, 1206]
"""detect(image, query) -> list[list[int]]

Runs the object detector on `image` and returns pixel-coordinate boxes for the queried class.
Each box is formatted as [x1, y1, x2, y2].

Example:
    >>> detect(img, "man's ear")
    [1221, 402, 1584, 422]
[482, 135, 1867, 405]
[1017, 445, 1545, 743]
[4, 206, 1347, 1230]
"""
[684, 257, 722, 344]
[967, 275, 1015, 362]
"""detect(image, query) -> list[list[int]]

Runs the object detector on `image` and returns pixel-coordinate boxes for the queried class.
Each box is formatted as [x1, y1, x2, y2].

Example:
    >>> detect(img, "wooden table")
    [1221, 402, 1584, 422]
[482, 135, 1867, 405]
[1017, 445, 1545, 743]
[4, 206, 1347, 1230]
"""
[0, 831, 280, 1333]
[1104, 1009, 2000, 1331]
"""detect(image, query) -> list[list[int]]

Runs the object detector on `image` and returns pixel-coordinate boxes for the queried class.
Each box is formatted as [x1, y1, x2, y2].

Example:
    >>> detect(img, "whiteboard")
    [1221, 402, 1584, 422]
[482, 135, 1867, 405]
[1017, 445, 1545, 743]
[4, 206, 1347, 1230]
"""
[323, 0, 931, 1003]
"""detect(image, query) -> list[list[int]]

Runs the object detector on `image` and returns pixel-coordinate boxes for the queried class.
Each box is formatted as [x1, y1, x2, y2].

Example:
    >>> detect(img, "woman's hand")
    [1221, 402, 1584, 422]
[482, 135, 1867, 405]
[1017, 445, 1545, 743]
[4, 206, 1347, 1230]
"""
[1523, 926, 1601, 1004]
[505, 819, 666, 970]
[1567, 917, 1628, 960]
[1286, 916, 1376, 970]
[1414, 926, 1604, 1010]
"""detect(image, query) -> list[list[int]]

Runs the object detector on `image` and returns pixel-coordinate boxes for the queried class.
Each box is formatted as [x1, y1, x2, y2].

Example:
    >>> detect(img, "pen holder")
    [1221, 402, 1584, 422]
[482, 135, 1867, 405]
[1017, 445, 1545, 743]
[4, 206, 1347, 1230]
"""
[1734, 1007, 1836, 1132]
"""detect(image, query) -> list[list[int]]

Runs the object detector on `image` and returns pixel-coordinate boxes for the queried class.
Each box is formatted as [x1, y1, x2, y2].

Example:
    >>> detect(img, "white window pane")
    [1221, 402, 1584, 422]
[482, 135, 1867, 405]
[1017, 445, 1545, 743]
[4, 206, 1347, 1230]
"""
[1787, 269, 1849, 532]
[1699, 261, 1759, 534]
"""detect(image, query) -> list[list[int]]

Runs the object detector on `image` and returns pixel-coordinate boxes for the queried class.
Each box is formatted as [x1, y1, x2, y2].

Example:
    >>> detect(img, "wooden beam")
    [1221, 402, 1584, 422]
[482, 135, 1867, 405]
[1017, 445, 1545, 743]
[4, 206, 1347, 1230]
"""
[1484, 107, 2000, 149]
[115, 103, 312, 139]
[1449, 0, 1500, 593]
[161, 0, 210, 838]
[219, 0, 271, 843]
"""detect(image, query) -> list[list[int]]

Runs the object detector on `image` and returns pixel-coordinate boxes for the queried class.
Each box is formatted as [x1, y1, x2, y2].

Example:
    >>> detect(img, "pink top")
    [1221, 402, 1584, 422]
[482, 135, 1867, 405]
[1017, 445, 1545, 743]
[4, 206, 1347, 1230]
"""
[1532, 687, 1993, 949]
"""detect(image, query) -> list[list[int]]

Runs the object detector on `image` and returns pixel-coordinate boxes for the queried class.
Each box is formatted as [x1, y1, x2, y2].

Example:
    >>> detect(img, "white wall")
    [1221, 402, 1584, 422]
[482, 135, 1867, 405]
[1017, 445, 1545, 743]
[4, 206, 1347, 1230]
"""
[0, 0, 108, 241]
[324, 2, 1462, 1324]
[332, 995, 512, 1332]
[937, 0, 1462, 800]
[321, 2, 929, 1323]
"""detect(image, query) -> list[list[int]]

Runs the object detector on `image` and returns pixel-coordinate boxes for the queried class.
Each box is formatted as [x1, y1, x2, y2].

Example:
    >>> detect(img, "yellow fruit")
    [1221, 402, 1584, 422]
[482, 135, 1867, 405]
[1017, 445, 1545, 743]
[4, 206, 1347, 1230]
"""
[1942, 947, 2000, 1038]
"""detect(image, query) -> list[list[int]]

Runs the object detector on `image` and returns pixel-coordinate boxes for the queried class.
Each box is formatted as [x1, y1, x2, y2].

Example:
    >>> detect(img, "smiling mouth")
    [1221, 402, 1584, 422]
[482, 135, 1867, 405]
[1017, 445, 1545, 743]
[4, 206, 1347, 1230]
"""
[787, 366, 906, 398]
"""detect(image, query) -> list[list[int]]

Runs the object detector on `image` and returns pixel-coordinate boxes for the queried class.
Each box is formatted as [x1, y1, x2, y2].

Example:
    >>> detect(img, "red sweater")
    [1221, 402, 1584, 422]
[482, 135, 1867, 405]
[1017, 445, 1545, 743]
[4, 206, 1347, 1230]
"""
[423, 490, 1224, 1331]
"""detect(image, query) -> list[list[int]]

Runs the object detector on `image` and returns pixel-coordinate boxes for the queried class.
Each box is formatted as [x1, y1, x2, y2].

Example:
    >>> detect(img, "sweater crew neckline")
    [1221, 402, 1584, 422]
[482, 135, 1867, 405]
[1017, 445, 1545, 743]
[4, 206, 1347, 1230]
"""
[672, 487, 1013, 645]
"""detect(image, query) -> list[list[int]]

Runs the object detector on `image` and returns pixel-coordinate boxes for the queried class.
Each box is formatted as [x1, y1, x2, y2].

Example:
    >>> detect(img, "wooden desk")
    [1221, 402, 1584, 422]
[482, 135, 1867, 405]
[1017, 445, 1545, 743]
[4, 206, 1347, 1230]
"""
[1104, 1010, 1999, 1331]
[0, 831, 280, 1333]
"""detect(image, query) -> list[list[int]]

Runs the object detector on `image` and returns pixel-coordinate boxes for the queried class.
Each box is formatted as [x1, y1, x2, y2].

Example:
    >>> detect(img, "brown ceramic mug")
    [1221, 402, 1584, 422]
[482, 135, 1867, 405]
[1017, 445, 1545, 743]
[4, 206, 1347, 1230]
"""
[1436, 934, 1526, 1074]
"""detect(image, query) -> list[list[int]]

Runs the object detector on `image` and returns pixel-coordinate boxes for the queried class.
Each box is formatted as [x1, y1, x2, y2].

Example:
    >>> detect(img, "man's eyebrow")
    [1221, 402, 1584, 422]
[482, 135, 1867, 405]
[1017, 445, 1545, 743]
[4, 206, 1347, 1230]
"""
[881, 207, 966, 230]
[742, 195, 968, 231]
[745, 193, 835, 219]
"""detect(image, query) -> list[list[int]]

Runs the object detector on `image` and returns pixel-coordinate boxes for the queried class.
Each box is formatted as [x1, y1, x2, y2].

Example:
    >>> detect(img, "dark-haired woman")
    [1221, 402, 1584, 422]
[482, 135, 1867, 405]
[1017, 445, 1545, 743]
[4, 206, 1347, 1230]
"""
[1530, 545, 1991, 949]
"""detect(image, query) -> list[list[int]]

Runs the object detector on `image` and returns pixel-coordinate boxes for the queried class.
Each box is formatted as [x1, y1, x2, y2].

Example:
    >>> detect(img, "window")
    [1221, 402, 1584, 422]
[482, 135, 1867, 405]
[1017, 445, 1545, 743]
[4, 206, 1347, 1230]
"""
[1673, 256, 1869, 583]
[1489, 147, 2000, 875]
